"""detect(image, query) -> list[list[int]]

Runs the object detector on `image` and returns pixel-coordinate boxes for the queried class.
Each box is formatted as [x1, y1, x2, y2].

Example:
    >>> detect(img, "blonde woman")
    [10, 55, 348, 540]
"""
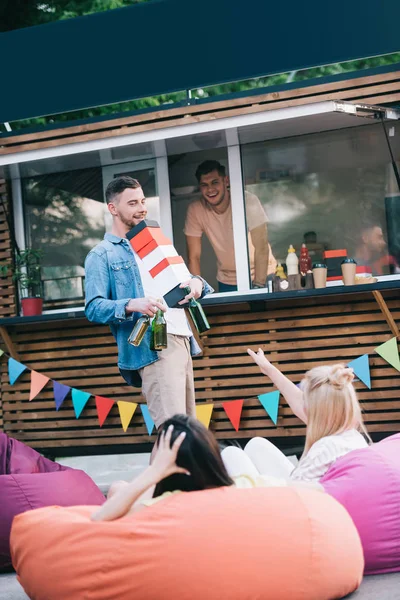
[222, 349, 371, 486]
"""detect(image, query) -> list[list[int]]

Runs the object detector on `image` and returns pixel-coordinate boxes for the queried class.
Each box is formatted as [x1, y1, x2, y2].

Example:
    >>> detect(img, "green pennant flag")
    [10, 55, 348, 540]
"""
[375, 337, 400, 372]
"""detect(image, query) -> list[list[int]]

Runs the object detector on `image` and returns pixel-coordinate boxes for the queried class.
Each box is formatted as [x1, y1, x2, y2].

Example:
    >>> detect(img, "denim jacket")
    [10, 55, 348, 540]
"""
[84, 233, 213, 385]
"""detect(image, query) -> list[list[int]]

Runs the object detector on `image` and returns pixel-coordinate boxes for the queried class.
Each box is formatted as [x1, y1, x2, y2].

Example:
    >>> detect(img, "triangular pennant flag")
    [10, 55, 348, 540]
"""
[29, 371, 50, 401]
[348, 355, 371, 389]
[195, 404, 213, 429]
[53, 381, 71, 410]
[375, 337, 400, 372]
[222, 399, 244, 431]
[118, 401, 138, 432]
[258, 391, 280, 425]
[71, 389, 91, 418]
[0, 349, 4, 358]
[95, 396, 115, 427]
[8, 357, 27, 385]
[141, 404, 155, 436]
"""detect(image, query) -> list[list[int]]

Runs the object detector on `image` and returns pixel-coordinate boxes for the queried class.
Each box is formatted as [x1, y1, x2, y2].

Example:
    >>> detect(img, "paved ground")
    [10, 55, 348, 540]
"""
[2, 571, 400, 599]
[56, 451, 151, 494]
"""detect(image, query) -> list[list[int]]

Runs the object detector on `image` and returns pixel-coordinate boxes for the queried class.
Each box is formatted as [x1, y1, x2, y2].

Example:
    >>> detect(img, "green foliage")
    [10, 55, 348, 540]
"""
[12, 248, 45, 297]
[0, 263, 10, 277]
[0, 0, 151, 33]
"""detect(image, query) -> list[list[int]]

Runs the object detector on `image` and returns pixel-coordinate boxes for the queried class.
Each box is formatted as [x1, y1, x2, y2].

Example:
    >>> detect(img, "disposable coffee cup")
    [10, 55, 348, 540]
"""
[341, 258, 357, 286]
[312, 263, 327, 289]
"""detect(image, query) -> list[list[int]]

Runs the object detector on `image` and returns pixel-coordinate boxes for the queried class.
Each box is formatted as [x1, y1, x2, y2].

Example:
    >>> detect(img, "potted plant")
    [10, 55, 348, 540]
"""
[13, 249, 44, 316]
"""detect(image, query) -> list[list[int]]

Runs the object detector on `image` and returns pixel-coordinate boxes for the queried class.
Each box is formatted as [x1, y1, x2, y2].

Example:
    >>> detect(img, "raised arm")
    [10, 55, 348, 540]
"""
[91, 426, 188, 521]
[248, 348, 307, 423]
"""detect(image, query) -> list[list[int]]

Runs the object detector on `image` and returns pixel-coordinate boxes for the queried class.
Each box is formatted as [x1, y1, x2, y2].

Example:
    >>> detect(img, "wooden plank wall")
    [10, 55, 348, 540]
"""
[1, 69, 400, 155]
[0, 179, 16, 429]
[1, 291, 400, 454]
[0, 180, 15, 319]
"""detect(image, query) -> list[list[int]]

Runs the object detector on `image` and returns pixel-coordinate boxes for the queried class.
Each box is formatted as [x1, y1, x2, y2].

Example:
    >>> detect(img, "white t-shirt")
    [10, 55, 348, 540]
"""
[290, 429, 368, 483]
[131, 249, 192, 338]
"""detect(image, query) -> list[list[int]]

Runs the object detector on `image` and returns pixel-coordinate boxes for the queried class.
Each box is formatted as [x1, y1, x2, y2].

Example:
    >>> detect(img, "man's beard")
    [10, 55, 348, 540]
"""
[119, 213, 145, 229]
[204, 188, 227, 208]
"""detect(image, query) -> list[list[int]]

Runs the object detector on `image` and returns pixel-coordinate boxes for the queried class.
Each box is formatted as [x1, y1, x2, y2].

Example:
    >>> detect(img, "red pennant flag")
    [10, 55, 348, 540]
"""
[222, 399, 244, 431]
[29, 371, 50, 401]
[95, 396, 115, 427]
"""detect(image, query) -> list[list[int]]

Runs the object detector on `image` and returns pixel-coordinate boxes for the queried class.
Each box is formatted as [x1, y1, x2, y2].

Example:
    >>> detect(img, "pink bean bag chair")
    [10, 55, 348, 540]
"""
[0, 432, 105, 572]
[321, 433, 400, 575]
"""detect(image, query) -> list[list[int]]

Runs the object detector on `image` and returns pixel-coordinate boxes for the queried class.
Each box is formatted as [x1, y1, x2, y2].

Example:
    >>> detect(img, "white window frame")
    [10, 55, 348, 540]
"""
[5, 100, 400, 312]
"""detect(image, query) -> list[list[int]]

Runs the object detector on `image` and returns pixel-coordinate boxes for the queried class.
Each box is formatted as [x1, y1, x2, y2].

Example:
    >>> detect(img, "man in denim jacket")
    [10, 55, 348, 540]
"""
[85, 176, 213, 428]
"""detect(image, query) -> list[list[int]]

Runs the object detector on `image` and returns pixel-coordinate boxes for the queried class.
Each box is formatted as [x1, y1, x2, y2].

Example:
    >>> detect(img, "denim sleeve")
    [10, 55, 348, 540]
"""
[84, 251, 134, 324]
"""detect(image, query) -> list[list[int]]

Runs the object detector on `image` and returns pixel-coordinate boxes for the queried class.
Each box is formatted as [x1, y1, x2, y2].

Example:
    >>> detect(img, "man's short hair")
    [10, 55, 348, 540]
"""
[105, 176, 141, 204]
[195, 160, 226, 182]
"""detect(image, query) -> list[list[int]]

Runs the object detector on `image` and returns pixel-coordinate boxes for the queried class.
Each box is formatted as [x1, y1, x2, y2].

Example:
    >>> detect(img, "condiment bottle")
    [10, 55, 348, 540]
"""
[286, 245, 299, 276]
[275, 263, 287, 279]
[300, 243, 312, 276]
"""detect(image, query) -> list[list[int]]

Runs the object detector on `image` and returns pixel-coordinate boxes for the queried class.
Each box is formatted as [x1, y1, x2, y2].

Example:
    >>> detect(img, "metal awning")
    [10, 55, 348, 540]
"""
[1, 101, 399, 175]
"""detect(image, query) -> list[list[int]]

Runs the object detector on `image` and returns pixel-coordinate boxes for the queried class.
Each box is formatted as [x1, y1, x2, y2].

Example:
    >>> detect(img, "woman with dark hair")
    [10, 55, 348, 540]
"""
[91, 415, 234, 522]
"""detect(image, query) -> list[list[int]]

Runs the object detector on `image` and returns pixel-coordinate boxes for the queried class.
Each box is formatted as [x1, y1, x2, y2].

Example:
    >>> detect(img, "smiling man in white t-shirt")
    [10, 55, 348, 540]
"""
[184, 160, 276, 292]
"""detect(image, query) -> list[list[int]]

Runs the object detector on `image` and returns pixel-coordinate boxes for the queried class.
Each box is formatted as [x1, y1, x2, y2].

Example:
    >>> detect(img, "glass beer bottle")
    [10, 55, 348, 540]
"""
[184, 286, 210, 334]
[151, 305, 168, 350]
[128, 315, 150, 347]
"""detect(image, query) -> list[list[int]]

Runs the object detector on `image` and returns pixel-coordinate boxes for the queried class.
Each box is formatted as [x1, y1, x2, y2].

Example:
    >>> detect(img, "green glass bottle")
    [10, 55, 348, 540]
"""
[151, 306, 168, 351]
[184, 286, 211, 334]
[128, 315, 150, 347]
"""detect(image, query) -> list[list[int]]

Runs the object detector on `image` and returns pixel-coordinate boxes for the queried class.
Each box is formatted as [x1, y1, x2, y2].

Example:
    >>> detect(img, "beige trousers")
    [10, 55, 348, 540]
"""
[140, 334, 196, 429]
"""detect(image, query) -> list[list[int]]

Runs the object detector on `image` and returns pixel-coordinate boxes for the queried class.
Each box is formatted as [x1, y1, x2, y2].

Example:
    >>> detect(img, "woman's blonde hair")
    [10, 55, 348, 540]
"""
[301, 363, 370, 455]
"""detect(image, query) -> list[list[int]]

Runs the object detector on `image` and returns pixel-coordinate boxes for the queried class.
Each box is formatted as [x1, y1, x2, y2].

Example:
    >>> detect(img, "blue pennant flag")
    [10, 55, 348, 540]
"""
[53, 381, 71, 410]
[141, 404, 155, 436]
[71, 389, 91, 418]
[8, 357, 27, 385]
[258, 390, 280, 425]
[348, 355, 371, 389]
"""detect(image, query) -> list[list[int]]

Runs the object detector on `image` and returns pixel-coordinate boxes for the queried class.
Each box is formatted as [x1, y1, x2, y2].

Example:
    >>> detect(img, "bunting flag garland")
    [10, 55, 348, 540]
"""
[0, 343, 387, 435]
[347, 355, 371, 389]
[141, 404, 155, 435]
[258, 391, 280, 425]
[375, 337, 400, 372]
[53, 381, 71, 411]
[29, 371, 50, 401]
[8, 357, 27, 385]
[118, 401, 138, 432]
[71, 389, 91, 419]
[95, 396, 115, 427]
[195, 403, 214, 429]
[222, 399, 243, 431]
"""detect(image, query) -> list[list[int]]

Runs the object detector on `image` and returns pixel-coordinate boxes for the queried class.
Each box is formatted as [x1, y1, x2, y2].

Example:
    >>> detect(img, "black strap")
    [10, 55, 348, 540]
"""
[380, 115, 400, 193]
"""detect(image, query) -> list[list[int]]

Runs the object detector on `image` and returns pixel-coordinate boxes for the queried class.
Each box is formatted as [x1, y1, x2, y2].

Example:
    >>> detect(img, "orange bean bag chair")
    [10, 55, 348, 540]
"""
[11, 487, 363, 600]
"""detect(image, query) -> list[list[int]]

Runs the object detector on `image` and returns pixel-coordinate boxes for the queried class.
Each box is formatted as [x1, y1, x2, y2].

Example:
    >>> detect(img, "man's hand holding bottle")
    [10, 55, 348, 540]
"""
[125, 297, 166, 317]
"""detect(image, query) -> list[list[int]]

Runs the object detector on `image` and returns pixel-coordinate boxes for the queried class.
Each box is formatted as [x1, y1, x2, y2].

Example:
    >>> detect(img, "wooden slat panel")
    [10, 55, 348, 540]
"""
[0, 179, 17, 428]
[1, 70, 400, 155]
[1, 289, 400, 452]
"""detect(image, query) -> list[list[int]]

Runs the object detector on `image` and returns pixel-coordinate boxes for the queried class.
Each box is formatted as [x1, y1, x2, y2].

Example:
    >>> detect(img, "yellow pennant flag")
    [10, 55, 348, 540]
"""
[117, 401, 138, 432]
[195, 403, 214, 429]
